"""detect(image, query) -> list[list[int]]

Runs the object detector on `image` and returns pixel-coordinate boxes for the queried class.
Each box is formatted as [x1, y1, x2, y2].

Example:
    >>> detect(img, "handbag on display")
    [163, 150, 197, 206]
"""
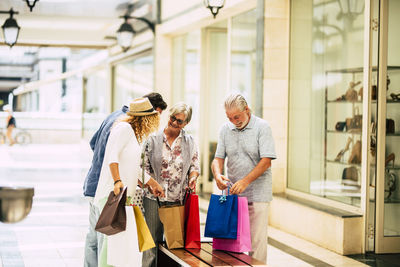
[348, 140, 362, 164]
[204, 188, 238, 239]
[212, 196, 252, 253]
[346, 107, 362, 132]
[386, 118, 395, 134]
[341, 167, 359, 185]
[95, 186, 127, 235]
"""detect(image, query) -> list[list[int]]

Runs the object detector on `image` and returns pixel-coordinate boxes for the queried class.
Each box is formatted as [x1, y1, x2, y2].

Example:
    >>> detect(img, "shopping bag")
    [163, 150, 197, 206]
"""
[132, 205, 156, 252]
[158, 201, 185, 249]
[184, 191, 201, 249]
[213, 197, 252, 253]
[204, 191, 238, 239]
[107, 206, 142, 266]
[95, 186, 127, 235]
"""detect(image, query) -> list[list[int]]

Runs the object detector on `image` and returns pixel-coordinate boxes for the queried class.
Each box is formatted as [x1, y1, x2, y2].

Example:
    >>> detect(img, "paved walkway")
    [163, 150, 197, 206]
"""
[0, 143, 370, 267]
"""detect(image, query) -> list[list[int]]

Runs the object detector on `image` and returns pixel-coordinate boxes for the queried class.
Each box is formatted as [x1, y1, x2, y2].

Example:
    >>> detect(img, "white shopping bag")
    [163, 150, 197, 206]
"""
[107, 206, 142, 267]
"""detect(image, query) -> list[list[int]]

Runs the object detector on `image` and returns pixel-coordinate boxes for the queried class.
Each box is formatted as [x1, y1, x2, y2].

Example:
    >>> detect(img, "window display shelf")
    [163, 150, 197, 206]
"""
[327, 100, 363, 103]
[386, 133, 400, 137]
[327, 130, 361, 135]
[326, 159, 361, 167]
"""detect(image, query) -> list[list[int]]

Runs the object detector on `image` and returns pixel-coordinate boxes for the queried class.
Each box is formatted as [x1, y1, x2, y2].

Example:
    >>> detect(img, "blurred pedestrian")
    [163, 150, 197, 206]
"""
[3, 104, 16, 146]
[142, 102, 200, 267]
[211, 93, 276, 263]
[83, 93, 167, 267]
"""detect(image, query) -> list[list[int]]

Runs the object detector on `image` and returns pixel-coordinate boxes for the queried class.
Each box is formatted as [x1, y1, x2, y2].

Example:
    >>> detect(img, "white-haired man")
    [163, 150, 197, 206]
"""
[211, 93, 276, 262]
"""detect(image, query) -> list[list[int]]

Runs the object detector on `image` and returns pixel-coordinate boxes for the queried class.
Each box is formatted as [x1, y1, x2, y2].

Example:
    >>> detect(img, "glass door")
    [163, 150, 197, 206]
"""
[374, 0, 400, 253]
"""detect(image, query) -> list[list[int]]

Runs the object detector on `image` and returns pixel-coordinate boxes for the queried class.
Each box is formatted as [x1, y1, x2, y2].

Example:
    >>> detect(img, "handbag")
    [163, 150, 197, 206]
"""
[95, 186, 127, 235]
[184, 190, 201, 249]
[341, 167, 359, 185]
[213, 196, 252, 253]
[346, 107, 362, 132]
[132, 205, 155, 252]
[386, 118, 395, 134]
[132, 153, 146, 213]
[158, 198, 185, 249]
[204, 189, 238, 239]
[348, 140, 361, 164]
[335, 121, 346, 132]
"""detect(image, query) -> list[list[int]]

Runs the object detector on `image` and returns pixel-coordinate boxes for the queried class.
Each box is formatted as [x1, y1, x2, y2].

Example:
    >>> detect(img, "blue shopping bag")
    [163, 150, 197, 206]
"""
[204, 190, 238, 239]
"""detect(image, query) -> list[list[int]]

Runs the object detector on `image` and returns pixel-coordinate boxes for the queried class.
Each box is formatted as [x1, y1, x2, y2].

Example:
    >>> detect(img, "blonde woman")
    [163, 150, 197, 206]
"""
[94, 97, 164, 267]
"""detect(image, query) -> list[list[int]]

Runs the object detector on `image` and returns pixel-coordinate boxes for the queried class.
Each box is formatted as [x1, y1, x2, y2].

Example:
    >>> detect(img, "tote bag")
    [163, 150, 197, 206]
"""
[95, 187, 127, 235]
[213, 196, 252, 252]
[158, 198, 185, 249]
[132, 205, 156, 252]
[184, 191, 201, 249]
[204, 190, 238, 239]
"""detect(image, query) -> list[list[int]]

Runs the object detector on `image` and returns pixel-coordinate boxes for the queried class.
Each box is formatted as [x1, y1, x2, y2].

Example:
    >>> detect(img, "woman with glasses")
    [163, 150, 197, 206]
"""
[141, 102, 200, 267]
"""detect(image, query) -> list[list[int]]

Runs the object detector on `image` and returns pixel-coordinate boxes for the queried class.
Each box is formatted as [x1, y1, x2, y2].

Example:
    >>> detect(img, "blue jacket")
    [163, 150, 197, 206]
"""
[83, 105, 128, 197]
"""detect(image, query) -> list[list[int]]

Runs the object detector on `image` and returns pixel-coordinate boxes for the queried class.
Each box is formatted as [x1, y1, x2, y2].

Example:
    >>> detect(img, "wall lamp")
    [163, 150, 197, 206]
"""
[117, 15, 155, 52]
[204, 0, 225, 18]
[0, 8, 20, 47]
[24, 0, 39, 12]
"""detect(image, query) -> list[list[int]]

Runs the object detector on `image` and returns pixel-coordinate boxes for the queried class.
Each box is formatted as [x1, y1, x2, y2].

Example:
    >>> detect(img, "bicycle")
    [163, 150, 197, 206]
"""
[0, 128, 32, 145]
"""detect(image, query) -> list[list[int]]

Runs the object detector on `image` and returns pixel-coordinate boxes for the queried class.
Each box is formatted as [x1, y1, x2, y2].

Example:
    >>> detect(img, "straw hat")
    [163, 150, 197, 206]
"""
[127, 97, 158, 116]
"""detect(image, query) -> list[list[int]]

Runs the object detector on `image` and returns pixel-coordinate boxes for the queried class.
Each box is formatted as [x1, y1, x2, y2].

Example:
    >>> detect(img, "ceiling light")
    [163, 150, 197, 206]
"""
[24, 0, 39, 12]
[116, 15, 155, 52]
[204, 0, 225, 18]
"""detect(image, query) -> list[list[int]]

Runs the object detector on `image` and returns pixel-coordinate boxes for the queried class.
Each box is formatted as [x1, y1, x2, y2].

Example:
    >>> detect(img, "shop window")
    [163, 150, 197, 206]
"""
[288, 0, 365, 207]
[113, 52, 153, 110]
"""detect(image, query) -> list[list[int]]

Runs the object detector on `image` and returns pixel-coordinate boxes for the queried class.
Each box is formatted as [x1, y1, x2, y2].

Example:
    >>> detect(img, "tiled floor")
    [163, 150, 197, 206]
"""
[0, 144, 398, 266]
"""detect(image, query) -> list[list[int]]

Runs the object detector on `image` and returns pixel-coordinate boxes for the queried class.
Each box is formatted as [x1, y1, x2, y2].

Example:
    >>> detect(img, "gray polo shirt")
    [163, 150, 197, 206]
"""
[215, 114, 276, 202]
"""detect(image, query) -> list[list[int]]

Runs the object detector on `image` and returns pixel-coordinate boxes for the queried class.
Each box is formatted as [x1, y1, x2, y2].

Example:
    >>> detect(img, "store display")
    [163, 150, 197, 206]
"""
[386, 118, 395, 134]
[335, 137, 352, 162]
[390, 92, 400, 101]
[342, 166, 359, 185]
[348, 140, 362, 164]
[325, 67, 400, 200]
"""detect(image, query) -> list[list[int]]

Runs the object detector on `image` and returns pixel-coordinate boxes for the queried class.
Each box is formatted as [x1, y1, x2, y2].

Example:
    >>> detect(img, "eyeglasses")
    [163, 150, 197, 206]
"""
[170, 115, 185, 125]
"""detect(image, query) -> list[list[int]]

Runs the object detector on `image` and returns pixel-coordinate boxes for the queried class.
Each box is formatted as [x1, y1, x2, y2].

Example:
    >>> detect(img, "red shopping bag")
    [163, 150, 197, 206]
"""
[212, 196, 252, 253]
[184, 191, 201, 248]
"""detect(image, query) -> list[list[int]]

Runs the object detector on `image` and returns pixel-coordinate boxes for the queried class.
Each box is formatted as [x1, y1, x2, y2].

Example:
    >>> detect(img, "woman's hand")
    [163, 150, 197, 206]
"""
[188, 176, 198, 190]
[146, 178, 165, 197]
[113, 180, 124, 195]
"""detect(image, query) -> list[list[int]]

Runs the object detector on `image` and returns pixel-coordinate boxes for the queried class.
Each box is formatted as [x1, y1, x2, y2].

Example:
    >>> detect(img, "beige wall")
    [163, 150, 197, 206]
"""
[263, 0, 290, 193]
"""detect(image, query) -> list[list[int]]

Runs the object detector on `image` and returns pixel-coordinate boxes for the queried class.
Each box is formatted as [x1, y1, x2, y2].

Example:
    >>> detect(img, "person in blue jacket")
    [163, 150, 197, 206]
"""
[83, 92, 167, 267]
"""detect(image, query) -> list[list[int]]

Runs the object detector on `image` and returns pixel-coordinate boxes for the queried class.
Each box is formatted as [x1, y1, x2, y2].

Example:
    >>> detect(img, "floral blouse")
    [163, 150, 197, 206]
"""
[143, 131, 200, 201]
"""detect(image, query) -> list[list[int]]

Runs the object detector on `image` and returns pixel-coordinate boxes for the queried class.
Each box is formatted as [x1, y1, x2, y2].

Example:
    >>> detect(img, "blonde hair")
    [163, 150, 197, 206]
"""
[119, 113, 160, 143]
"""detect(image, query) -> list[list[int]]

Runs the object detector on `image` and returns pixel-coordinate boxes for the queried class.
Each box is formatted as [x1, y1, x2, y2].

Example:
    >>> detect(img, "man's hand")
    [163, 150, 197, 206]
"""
[230, 179, 250, 195]
[113, 180, 124, 195]
[215, 174, 230, 190]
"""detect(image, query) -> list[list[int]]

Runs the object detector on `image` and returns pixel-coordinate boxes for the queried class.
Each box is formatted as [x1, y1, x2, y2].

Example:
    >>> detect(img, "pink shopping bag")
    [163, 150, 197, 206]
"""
[212, 196, 252, 253]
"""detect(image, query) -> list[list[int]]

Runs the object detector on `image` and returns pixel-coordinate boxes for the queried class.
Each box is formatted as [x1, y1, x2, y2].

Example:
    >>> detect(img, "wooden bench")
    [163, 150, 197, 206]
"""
[158, 242, 267, 267]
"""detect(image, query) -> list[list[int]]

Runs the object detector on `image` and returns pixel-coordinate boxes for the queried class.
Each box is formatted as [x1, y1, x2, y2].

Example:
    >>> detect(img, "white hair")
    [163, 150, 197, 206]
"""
[224, 93, 249, 112]
[169, 102, 192, 123]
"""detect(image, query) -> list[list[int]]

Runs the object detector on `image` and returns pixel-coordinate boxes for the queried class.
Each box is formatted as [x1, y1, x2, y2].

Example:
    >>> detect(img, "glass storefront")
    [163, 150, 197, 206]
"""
[113, 51, 154, 110]
[288, 0, 365, 206]
[171, 9, 257, 192]
[231, 9, 257, 108]
[172, 31, 201, 138]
